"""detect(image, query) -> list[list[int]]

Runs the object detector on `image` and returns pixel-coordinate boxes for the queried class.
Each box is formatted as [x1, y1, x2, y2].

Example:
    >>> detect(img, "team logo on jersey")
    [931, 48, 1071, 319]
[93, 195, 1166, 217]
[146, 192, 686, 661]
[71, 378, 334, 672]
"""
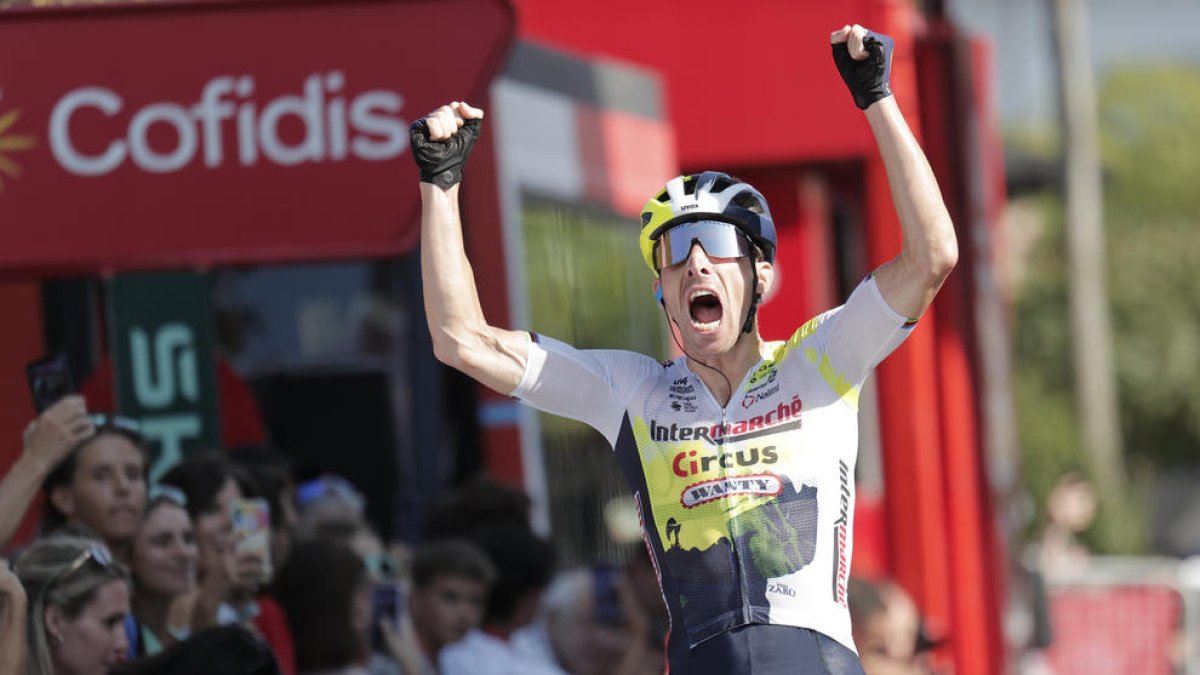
[832, 459, 852, 606]
[649, 395, 803, 446]
[669, 376, 693, 396]
[741, 382, 781, 409]
[672, 445, 779, 477]
[680, 473, 782, 508]
[746, 360, 777, 385]
[670, 399, 698, 413]
[667, 376, 699, 412]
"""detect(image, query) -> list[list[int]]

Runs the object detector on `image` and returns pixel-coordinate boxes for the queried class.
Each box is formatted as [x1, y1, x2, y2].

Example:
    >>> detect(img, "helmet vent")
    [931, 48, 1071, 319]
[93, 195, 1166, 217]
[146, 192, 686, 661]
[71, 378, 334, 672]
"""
[712, 175, 735, 192]
[732, 192, 765, 214]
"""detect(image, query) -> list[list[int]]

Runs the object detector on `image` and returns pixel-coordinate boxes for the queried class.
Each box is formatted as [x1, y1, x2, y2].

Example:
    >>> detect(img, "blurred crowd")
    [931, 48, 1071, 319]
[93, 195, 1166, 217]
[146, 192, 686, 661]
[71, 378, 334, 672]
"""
[0, 395, 935, 675]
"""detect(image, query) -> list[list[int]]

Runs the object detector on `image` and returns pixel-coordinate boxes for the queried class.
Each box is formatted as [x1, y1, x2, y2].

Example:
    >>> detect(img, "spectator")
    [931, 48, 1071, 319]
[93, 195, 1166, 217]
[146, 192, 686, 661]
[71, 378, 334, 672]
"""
[511, 566, 656, 675]
[0, 397, 94, 552]
[274, 539, 373, 675]
[622, 545, 668, 662]
[439, 524, 556, 675]
[1, 557, 26, 675]
[300, 515, 411, 675]
[323, 521, 401, 588]
[294, 474, 368, 542]
[128, 484, 198, 656]
[384, 539, 495, 674]
[159, 454, 256, 629]
[39, 413, 147, 564]
[230, 445, 300, 571]
[878, 582, 924, 667]
[423, 477, 531, 540]
[109, 625, 282, 675]
[13, 535, 131, 675]
[848, 576, 930, 675]
[1036, 469, 1097, 579]
[160, 453, 295, 675]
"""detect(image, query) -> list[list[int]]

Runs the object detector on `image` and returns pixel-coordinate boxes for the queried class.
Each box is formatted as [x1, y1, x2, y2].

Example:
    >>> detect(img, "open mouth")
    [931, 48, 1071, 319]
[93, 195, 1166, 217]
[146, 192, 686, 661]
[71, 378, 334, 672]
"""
[688, 290, 723, 331]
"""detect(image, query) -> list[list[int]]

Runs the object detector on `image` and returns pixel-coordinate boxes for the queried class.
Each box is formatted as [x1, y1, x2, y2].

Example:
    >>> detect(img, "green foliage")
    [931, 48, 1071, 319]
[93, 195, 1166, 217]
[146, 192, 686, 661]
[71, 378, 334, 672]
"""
[522, 198, 666, 436]
[521, 199, 668, 563]
[1101, 67, 1200, 221]
[1101, 66, 1200, 467]
[1011, 64, 1200, 553]
[1010, 194, 1094, 538]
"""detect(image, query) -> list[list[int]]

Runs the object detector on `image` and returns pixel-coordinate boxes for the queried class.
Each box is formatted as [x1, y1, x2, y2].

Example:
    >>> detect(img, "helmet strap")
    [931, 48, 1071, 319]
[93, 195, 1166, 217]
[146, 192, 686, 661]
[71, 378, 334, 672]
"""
[741, 247, 761, 335]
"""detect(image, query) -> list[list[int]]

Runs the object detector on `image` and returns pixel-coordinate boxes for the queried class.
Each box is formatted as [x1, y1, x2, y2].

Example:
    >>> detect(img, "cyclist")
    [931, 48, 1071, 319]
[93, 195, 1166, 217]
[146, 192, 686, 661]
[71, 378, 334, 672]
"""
[411, 24, 956, 675]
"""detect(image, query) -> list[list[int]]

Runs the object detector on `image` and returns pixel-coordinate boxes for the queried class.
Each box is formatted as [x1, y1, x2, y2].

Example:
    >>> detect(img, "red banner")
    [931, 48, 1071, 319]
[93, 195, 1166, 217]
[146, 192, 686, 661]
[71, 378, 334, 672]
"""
[0, 0, 513, 275]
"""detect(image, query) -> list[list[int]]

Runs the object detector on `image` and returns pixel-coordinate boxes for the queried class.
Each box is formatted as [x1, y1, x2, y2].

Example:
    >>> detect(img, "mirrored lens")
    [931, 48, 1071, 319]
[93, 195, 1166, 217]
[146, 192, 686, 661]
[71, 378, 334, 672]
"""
[656, 221, 750, 269]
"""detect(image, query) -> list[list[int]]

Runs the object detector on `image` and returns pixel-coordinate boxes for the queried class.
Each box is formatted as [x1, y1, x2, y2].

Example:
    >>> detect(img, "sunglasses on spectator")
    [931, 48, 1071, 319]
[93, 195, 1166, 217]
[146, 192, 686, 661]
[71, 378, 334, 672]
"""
[363, 553, 399, 579]
[88, 413, 146, 442]
[148, 484, 188, 508]
[44, 543, 116, 595]
[296, 475, 363, 510]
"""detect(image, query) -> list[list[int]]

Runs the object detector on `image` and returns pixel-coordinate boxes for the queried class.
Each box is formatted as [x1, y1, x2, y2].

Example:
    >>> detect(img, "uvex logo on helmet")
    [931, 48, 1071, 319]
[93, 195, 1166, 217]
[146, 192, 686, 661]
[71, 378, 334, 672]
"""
[49, 71, 409, 177]
[0, 89, 38, 192]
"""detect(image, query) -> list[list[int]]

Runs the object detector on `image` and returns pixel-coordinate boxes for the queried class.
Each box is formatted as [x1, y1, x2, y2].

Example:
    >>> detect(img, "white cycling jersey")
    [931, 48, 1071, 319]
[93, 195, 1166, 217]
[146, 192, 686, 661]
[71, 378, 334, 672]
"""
[511, 275, 914, 656]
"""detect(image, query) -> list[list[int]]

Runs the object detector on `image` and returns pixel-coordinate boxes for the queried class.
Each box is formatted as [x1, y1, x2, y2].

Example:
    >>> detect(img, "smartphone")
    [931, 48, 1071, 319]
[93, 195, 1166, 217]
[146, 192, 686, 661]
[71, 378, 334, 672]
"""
[592, 564, 623, 626]
[230, 498, 272, 583]
[25, 353, 73, 413]
[370, 581, 406, 651]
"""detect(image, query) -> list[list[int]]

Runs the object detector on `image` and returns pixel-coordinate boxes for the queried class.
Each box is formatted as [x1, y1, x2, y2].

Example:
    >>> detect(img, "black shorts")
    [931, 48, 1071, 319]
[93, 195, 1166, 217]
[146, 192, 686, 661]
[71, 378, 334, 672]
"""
[669, 625, 866, 675]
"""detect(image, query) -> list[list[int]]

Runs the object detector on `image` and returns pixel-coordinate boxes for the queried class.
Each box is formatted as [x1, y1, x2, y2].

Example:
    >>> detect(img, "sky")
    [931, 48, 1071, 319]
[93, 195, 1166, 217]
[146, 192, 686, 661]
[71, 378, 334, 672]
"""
[949, 0, 1200, 129]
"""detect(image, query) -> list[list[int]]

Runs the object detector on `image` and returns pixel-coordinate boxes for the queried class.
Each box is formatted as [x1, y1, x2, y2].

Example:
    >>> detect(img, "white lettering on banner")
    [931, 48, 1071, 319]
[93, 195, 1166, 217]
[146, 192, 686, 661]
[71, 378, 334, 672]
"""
[141, 414, 202, 482]
[130, 324, 198, 408]
[49, 71, 409, 176]
[49, 88, 126, 176]
[130, 324, 204, 480]
[130, 103, 197, 173]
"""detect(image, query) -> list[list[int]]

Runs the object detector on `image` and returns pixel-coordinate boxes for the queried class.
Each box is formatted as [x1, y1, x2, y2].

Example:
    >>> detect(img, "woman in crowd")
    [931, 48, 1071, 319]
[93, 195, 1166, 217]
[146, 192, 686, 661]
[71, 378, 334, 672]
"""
[128, 484, 199, 656]
[274, 539, 374, 675]
[159, 452, 295, 675]
[13, 535, 132, 675]
[40, 414, 148, 564]
[229, 444, 300, 572]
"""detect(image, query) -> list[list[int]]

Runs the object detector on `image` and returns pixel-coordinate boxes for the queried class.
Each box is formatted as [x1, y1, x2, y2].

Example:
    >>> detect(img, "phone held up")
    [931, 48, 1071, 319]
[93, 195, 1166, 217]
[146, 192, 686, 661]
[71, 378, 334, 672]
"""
[370, 581, 407, 651]
[26, 353, 73, 413]
[230, 498, 273, 584]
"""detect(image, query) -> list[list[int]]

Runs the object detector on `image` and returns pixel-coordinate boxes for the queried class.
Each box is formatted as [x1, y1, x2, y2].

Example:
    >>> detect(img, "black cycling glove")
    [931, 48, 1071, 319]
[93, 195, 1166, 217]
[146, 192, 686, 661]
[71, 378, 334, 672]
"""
[409, 116, 482, 188]
[832, 31, 894, 110]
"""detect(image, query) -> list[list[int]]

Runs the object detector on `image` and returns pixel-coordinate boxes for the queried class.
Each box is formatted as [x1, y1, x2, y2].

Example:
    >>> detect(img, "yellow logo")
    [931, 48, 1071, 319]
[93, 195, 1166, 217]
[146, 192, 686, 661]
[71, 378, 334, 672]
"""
[0, 90, 37, 192]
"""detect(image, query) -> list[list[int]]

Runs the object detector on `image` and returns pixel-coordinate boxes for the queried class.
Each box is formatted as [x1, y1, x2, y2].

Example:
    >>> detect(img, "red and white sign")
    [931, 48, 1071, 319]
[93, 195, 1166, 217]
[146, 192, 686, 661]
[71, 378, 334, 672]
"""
[0, 0, 513, 275]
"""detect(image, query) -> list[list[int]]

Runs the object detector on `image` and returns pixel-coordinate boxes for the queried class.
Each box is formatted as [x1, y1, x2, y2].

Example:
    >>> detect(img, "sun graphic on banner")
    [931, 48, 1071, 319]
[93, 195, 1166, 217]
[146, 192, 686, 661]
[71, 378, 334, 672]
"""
[0, 90, 37, 193]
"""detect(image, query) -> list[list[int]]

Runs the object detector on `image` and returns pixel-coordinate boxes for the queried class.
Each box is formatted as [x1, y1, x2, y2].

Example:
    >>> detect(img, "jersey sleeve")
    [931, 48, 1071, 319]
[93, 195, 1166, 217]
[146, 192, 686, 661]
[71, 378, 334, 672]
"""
[780, 274, 915, 404]
[510, 334, 660, 447]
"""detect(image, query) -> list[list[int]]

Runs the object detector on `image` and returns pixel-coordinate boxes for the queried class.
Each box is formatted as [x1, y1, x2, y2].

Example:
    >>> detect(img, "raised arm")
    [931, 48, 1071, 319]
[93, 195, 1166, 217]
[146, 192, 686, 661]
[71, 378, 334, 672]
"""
[832, 25, 958, 319]
[0, 396, 94, 551]
[414, 102, 529, 395]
